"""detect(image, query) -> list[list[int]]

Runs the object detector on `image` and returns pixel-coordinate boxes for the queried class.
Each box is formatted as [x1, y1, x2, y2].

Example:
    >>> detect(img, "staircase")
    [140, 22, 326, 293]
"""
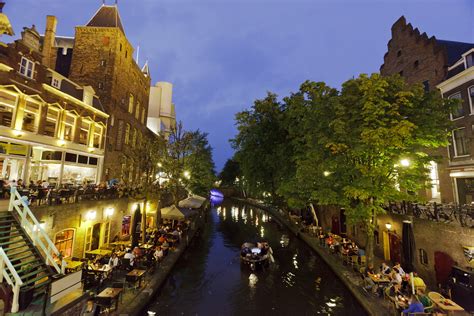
[0, 211, 53, 311]
[0, 187, 66, 313]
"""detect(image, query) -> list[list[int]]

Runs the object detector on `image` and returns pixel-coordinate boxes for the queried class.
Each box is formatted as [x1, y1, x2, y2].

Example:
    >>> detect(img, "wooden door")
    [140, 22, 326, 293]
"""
[389, 232, 402, 264]
[434, 251, 455, 287]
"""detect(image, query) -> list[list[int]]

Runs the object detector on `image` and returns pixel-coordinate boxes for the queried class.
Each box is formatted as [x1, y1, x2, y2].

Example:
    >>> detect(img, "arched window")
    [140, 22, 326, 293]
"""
[54, 229, 75, 258]
[419, 248, 428, 265]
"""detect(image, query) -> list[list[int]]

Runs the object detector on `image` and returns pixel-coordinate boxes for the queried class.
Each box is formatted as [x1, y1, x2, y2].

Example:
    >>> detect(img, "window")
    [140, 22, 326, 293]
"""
[19, 57, 34, 78]
[466, 53, 474, 68]
[93, 124, 103, 149]
[100, 60, 106, 67]
[453, 128, 470, 157]
[449, 92, 464, 120]
[89, 157, 98, 165]
[128, 94, 134, 113]
[83, 92, 93, 106]
[141, 109, 145, 124]
[399, 70, 404, 77]
[469, 86, 474, 114]
[85, 226, 92, 252]
[419, 248, 428, 265]
[64, 112, 76, 141]
[125, 50, 128, 58]
[79, 119, 91, 145]
[124, 123, 130, 145]
[55, 229, 75, 258]
[119, 43, 122, 51]
[51, 78, 61, 89]
[43, 106, 60, 137]
[397, 50, 402, 57]
[65, 153, 77, 162]
[135, 102, 140, 120]
[42, 151, 62, 161]
[0, 91, 16, 127]
[22, 101, 40, 133]
[429, 161, 440, 201]
[78, 155, 88, 164]
[414, 60, 419, 69]
[131, 128, 137, 147]
[110, 114, 115, 127]
[98, 82, 103, 89]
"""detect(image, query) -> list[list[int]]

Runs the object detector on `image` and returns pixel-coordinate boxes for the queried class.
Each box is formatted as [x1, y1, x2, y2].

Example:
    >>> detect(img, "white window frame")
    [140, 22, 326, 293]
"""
[51, 78, 61, 89]
[468, 86, 474, 115]
[452, 127, 470, 157]
[54, 228, 76, 259]
[449, 92, 464, 120]
[19, 57, 34, 79]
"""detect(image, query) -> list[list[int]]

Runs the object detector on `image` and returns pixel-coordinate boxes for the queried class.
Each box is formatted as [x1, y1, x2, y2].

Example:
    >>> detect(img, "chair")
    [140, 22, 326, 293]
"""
[95, 296, 112, 314]
[112, 282, 125, 303]
[359, 255, 367, 267]
[120, 258, 131, 271]
[427, 291, 444, 302]
[348, 255, 358, 267]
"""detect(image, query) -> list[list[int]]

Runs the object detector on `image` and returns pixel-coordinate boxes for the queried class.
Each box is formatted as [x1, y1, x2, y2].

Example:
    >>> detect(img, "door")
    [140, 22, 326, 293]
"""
[340, 209, 347, 236]
[434, 251, 455, 287]
[331, 215, 340, 235]
[389, 232, 402, 264]
[91, 223, 101, 250]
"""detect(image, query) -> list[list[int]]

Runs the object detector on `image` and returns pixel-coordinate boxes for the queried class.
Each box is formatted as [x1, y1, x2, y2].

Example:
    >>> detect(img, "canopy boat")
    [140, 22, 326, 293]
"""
[240, 242, 273, 270]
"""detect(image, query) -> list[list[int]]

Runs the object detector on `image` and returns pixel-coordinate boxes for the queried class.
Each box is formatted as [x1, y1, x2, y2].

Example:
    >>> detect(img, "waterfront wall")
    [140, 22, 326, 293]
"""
[317, 205, 474, 288]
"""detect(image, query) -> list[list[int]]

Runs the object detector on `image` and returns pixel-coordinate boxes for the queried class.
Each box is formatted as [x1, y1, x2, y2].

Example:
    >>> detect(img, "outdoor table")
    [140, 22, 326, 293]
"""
[65, 259, 83, 273]
[85, 249, 112, 259]
[126, 269, 146, 288]
[139, 243, 153, 250]
[97, 287, 122, 311]
[369, 274, 391, 284]
[431, 297, 465, 314]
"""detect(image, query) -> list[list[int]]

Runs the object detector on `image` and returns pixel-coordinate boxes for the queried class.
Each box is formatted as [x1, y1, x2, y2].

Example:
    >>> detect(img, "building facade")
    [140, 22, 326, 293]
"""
[437, 49, 474, 204]
[41, 5, 152, 184]
[380, 16, 474, 203]
[0, 25, 108, 185]
[147, 81, 176, 138]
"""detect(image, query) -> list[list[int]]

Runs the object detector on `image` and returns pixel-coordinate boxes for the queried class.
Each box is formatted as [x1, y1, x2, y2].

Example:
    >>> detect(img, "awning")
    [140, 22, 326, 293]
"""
[161, 205, 185, 220]
[178, 195, 206, 209]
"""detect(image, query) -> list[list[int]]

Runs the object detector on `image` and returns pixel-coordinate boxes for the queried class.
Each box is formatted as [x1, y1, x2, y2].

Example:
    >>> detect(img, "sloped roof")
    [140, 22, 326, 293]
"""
[86, 5, 125, 34]
[437, 40, 474, 66]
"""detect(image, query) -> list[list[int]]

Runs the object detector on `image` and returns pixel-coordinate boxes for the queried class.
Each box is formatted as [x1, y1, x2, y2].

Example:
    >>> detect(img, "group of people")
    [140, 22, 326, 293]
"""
[318, 230, 363, 258]
[362, 261, 431, 315]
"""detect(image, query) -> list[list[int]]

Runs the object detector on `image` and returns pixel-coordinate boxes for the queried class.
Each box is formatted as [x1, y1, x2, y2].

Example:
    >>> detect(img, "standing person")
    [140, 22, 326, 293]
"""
[401, 295, 424, 315]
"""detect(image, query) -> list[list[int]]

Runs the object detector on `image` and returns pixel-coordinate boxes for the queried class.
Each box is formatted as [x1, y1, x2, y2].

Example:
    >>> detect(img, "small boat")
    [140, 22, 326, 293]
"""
[240, 242, 273, 270]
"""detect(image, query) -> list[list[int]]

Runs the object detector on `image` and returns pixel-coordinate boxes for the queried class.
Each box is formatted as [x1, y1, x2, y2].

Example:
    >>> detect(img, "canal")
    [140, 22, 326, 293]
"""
[148, 200, 366, 315]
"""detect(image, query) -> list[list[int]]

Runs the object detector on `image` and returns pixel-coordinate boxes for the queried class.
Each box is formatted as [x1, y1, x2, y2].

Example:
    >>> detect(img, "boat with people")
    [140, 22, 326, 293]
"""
[240, 241, 274, 270]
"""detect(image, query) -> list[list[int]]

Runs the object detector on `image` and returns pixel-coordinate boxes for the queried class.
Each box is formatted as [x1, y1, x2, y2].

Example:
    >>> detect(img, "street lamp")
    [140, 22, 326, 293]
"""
[385, 223, 392, 231]
[400, 159, 410, 167]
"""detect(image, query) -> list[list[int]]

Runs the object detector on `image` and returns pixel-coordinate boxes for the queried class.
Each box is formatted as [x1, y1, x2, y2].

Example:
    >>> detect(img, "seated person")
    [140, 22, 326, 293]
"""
[108, 253, 119, 268]
[391, 268, 402, 285]
[154, 246, 164, 262]
[341, 243, 350, 255]
[412, 273, 426, 291]
[123, 249, 135, 266]
[380, 262, 391, 276]
[325, 235, 334, 247]
[387, 282, 403, 298]
[401, 295, 424, 315]
[415, 288, 432, 310]
[363, 264, 376, 294]
[133, 246, 142, 258]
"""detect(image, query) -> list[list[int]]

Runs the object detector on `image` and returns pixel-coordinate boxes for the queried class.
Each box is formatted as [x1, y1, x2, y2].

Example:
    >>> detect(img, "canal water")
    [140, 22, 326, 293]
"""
[148, 200, 366, 315]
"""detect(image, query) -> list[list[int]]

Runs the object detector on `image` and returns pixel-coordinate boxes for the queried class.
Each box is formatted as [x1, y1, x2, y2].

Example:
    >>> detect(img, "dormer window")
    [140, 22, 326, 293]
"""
[83, 91, 93, 106]
[466, 52, 474, 68]
[19, 57, 34, 78]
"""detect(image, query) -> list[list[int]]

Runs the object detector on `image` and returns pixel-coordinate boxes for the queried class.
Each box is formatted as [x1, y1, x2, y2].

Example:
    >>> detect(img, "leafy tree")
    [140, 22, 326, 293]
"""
[219, 159, 241, 186]
[232, 93, 292, 206]
[290, 74, 453, 264]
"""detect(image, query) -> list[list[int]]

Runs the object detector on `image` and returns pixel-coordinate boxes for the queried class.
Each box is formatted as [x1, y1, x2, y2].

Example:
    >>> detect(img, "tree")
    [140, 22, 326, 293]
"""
[289, 74, 453, 264]
[232, 93, 292, 206]
[129, 133, 166, 244]
[219, 159, 241, 186]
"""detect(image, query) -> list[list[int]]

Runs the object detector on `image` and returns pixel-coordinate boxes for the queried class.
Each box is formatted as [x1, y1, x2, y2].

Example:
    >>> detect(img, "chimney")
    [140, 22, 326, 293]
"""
[42, 15, 57, 69]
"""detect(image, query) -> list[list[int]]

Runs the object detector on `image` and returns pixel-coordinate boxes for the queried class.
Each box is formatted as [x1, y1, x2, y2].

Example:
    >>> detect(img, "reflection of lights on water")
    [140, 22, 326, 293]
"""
[223, 207, 227, 220]
[293, 253, 298, 269]
[231, 207, 239, 221]
[282, 271, 295, 287]
[280, 235, 289, 247]
[250, 208, 253, 218]
[260, 226, 264, 238]
[241, 208, 247, 224]
[255, 217, 259, 226]
[249, 273, 258, 288]
[325, 297, 341, 309]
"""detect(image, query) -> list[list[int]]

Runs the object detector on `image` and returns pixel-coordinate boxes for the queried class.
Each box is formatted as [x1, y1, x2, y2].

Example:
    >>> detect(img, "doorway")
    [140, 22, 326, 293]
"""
[91, 223, 101, 251]
[389, 232, 402, 264]
[434, 251, 455, 287]
[331, 215, 340, 235]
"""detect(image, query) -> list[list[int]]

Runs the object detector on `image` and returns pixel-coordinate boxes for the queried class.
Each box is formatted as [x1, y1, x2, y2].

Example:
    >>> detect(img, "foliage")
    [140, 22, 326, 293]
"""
[219, 159, 241, 186]
[232, 74, 454, 264]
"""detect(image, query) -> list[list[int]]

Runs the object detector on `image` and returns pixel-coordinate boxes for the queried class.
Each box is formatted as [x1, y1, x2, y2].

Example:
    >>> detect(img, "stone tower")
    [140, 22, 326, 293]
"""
[68, 4, 151, 181]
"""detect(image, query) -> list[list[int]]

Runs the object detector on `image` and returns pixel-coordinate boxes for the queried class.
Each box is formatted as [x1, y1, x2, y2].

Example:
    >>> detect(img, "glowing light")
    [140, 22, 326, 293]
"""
[183, 170, 191, 179]
[400, 159, 410, 167]
[323, 171, 331, 177]
[57, 139, 66, 146]
[385, 223, 392, 230]
[86, 210, 96, 221]
[105, 207, 114, 217]
[13, 130, 24, 137]
[260, 226, 264, 238]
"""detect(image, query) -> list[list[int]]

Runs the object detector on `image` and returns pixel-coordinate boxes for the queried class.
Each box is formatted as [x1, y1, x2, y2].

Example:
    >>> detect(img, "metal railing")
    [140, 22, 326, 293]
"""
[0, 247, 23, 313]
[386, 201, 474, 228]
[8, 187, 66, 274]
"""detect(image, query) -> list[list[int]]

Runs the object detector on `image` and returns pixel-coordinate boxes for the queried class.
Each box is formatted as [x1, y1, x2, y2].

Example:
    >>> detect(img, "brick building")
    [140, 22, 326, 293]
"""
[0, 24, 108, 185]
[380, 16, 474, 203]
[41, 4, 152, 184]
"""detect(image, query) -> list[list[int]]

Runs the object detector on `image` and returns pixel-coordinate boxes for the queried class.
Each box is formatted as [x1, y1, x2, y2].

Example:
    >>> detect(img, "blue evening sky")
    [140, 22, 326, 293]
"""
[5, 0, 474, 171]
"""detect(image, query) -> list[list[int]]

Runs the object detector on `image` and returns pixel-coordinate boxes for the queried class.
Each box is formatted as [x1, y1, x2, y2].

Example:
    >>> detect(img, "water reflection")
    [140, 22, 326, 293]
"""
[148, 201, 366, 315]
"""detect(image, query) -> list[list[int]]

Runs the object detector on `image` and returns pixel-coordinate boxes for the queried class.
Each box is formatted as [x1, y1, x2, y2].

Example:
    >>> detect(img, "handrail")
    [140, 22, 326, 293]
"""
[9, 187, 66, 274]
[0, 247, 23, 313]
